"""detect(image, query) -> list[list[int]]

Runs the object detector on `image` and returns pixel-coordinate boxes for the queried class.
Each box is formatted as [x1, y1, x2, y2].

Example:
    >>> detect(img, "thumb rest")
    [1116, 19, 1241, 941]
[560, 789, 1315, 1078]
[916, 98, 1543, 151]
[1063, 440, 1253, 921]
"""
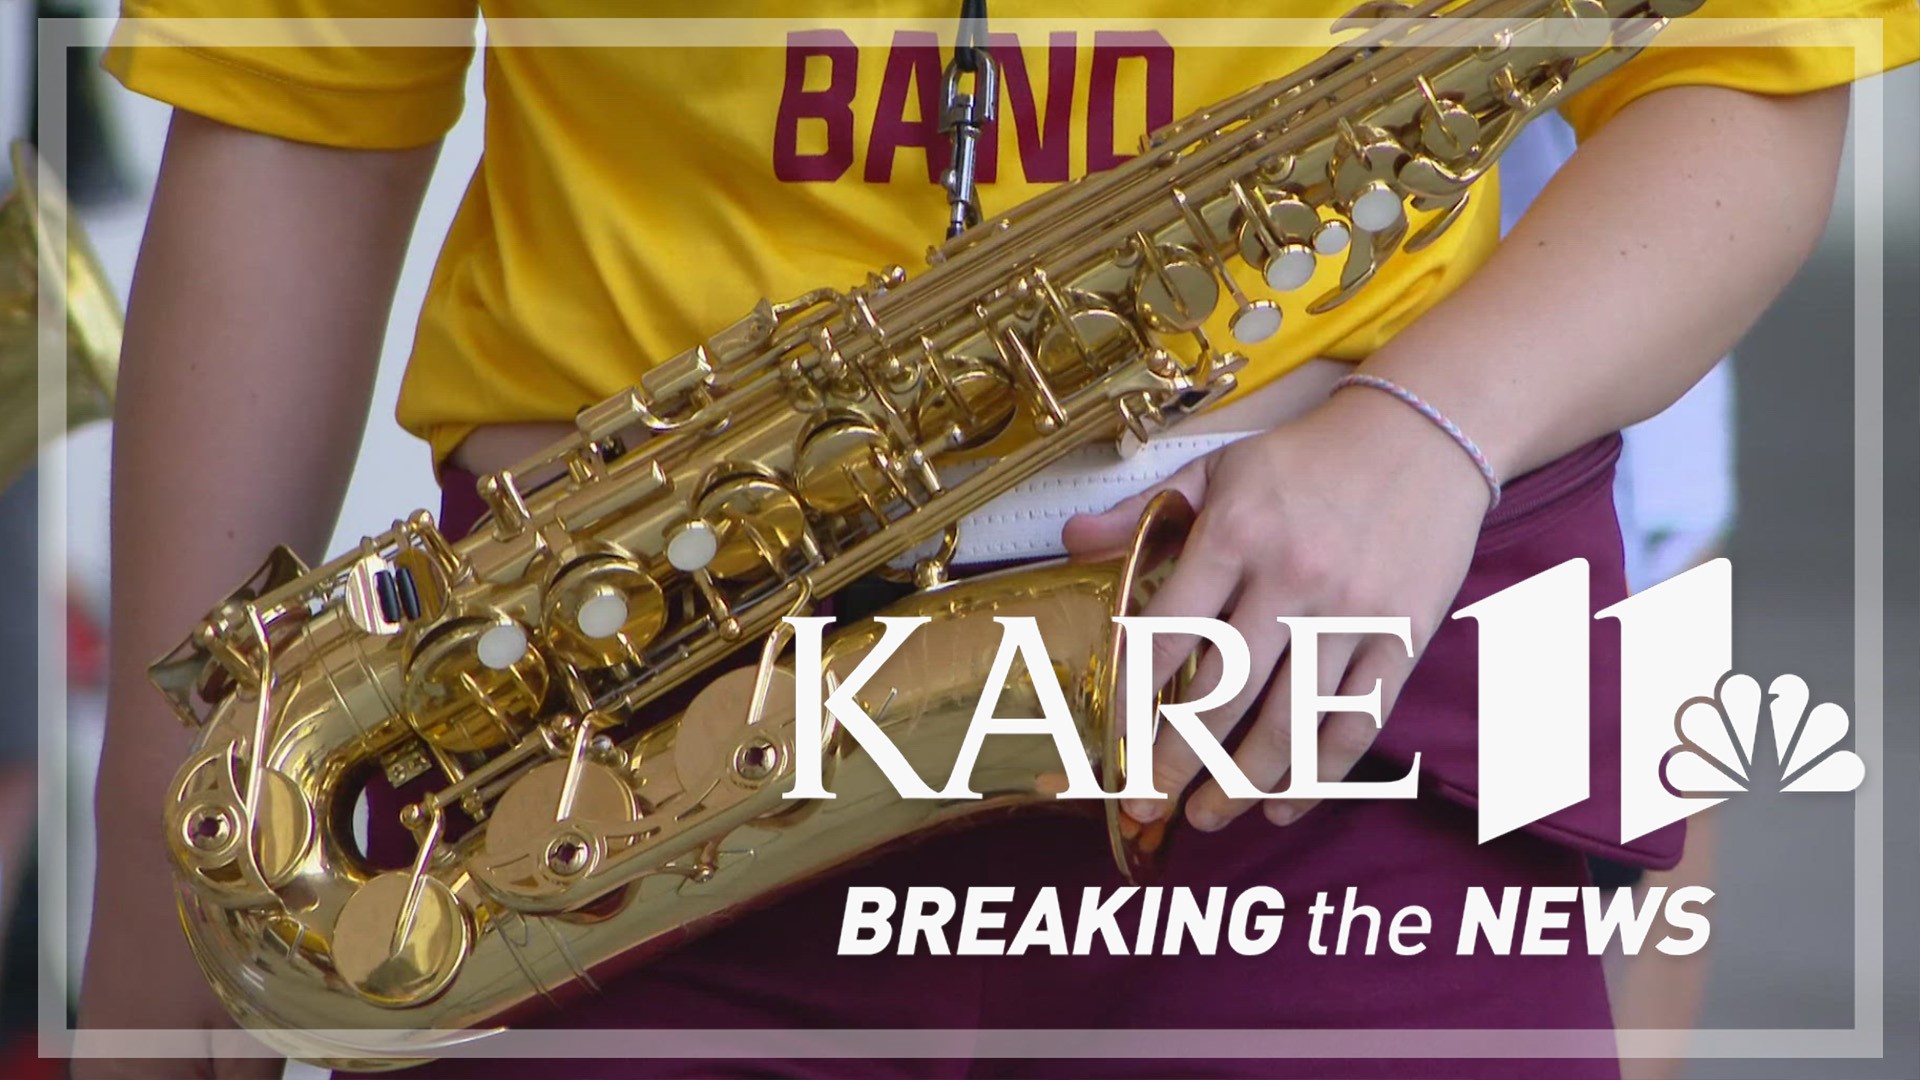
[152, 0, 1700, 1067]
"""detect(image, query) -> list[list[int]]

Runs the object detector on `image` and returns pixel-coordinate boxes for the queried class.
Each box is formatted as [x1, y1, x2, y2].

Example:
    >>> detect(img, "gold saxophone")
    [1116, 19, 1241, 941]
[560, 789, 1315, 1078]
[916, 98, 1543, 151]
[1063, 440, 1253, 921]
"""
[153, 0, 1698, 1067]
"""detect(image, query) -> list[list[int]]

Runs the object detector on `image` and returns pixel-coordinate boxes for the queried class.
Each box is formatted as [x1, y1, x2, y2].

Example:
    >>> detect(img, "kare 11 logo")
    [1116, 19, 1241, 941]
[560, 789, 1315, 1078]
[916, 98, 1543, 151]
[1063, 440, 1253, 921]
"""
[1453, 556, 1863, 845]
[780, 557, 1864, 843]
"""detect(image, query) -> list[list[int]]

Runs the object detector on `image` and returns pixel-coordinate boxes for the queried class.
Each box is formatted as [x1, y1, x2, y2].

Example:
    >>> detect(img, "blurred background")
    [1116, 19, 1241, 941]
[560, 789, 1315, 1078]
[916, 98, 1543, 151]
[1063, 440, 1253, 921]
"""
[1, 3, 1916, 1078]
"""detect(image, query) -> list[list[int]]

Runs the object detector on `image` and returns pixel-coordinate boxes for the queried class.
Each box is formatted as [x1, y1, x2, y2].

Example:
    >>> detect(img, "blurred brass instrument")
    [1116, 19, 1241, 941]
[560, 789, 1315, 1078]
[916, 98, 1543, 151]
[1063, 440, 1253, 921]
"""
[154, 0, 1699, 1067]
[0, 141, 122, 491]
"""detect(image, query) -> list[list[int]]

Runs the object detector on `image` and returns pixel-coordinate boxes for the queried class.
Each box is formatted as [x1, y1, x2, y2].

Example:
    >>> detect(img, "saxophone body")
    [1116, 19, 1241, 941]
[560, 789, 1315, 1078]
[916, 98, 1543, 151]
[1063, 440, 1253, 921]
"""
[153, 0, 1698, 1066]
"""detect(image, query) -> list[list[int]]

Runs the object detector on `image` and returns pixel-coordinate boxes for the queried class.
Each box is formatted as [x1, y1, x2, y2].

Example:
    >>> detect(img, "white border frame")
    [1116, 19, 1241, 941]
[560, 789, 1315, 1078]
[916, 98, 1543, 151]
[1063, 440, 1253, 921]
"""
[31, 13, 1896, 1064]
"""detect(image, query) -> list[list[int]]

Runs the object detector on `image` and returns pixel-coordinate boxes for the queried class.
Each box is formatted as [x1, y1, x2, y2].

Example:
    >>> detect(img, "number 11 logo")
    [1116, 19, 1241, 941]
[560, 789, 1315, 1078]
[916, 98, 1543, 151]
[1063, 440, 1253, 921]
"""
[1456, 558, 1865, 846]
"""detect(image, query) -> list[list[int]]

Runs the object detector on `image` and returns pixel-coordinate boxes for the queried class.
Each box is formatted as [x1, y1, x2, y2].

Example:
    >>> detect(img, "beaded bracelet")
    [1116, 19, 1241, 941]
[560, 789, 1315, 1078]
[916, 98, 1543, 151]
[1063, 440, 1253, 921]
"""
[1331, 372, 1502, 510]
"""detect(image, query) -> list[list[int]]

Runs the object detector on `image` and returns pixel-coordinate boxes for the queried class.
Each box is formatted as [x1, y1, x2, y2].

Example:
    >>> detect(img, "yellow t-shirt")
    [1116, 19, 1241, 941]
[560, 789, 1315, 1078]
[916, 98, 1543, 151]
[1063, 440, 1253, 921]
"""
[105, 3, 1918, 469]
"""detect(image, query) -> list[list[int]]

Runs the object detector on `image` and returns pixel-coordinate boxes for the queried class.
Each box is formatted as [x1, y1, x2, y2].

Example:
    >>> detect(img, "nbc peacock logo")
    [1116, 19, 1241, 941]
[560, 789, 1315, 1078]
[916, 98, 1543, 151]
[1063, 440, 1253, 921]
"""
[1660, 671, 1866, 798]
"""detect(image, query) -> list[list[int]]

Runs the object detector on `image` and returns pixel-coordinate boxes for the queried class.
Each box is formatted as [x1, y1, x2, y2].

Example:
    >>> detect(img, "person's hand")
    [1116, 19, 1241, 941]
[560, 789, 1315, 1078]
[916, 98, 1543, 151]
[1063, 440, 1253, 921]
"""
[1061, 385, 1491, 832]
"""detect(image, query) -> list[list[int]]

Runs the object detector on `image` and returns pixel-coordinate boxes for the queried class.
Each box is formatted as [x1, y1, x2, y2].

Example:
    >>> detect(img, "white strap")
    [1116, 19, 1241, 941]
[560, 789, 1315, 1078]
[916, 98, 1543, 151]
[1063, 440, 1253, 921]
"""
[891, 431, 1264, 568]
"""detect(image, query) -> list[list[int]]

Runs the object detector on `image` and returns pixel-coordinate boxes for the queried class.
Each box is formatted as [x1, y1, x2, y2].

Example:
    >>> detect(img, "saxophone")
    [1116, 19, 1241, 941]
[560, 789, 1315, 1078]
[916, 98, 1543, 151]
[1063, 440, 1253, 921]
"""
[153, 0, 1699, 1067]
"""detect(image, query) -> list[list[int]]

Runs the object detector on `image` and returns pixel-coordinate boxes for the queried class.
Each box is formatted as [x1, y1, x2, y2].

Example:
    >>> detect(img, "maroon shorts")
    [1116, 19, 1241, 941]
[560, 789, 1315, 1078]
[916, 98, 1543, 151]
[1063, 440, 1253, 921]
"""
[360, 434, 1677, 1080]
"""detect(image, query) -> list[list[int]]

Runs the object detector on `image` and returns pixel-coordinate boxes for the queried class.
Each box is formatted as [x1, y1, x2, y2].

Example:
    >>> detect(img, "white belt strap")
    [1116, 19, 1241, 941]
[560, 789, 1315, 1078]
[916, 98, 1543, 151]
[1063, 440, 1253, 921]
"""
[891, 431, 1264, 567]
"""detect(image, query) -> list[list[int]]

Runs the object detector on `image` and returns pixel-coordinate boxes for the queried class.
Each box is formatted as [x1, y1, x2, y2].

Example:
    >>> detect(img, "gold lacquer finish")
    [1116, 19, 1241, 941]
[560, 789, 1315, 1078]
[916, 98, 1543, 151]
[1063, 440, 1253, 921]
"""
[0, 142, 123, 490]
[332, 872, 471, 1008]
[153, 1, 1699, 1067]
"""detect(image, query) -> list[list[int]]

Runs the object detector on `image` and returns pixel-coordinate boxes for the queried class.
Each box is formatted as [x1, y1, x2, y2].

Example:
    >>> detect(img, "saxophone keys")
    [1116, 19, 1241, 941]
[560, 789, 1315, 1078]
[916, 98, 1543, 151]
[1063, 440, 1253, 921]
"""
[542, 555, 667, 668]
[1405, 192, 1474, 254]
[674, 665, 800, 798]
[1350, 180, 1407, 233]
[1231, 188, 1323, 294]
[1035, 304, 1140, 391]
[1314, 220, 1353, 256]
[1131, 247, 1221, 333]
[576, 592, 629, 639]
[1228, 300, 1284, 345]
[1546, 0, 1614, 59]
[476, 623, 530, 671]
[665, 520, 720, 573]
[246, 767, 316, 888]
[913, 353, 1018, 451]
[168, 759, 314, 896]
[1331, 121, 1409, 234]
[794, 419, 900, 516]
[693, 473, 811, 581]
[1418, 96, 1481, 160]
[1262, 243, 1318, 293]
[332, 872, 471, 1007]
[483, 760, 637, 875]
[403, 614, 550, 754]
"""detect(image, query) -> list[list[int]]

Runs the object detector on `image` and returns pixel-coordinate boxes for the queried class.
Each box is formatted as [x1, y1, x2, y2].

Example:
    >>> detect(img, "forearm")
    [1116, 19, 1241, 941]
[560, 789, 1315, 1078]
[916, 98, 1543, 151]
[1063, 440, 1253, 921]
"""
[1358, 84, 1850, 483]
[93, 113, 437, 881]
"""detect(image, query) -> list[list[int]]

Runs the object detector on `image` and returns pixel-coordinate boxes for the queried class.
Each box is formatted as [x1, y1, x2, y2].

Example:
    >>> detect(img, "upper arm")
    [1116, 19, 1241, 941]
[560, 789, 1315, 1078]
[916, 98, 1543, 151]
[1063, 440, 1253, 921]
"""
[102, 1, 474, 569]
[113, 111, 442, 561]
[91, 9, 466, 886]
[1557, 0, 1917, 142]
[100, 113, 445, 746]
[1563, 81, 1851, 274]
